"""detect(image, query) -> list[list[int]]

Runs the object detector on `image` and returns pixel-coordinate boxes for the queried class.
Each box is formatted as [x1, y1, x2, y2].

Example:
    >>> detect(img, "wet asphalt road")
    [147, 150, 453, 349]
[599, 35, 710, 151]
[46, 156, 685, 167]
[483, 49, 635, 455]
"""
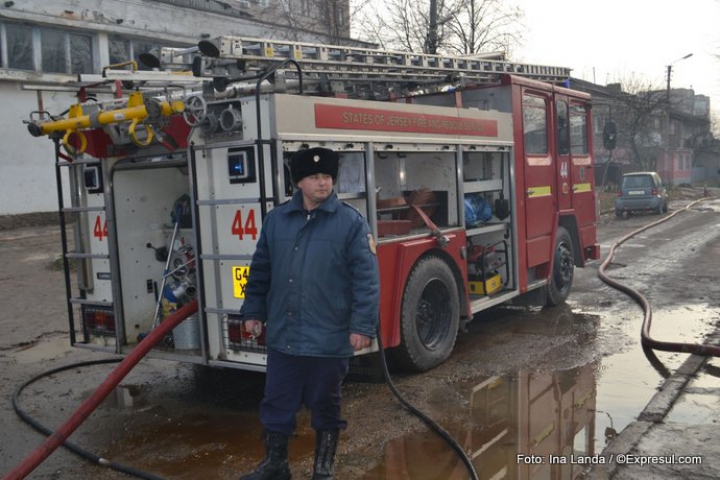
[1, 193, 719, 479]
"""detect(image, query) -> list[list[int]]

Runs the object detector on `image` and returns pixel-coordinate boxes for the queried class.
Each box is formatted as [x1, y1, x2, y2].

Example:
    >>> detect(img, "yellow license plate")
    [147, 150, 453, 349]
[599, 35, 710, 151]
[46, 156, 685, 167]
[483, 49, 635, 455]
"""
[233, 266, 250, 298]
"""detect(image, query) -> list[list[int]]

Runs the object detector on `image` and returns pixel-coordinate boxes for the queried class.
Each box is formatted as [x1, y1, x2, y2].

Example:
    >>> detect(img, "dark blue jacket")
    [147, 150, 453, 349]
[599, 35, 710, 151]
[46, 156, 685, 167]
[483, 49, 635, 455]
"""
[240, 191, 380, 357]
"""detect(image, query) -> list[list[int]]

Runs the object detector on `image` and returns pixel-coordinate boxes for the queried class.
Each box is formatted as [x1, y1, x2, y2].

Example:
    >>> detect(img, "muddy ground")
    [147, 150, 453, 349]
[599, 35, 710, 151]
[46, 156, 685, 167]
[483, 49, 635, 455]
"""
[1, 188, 718, 479]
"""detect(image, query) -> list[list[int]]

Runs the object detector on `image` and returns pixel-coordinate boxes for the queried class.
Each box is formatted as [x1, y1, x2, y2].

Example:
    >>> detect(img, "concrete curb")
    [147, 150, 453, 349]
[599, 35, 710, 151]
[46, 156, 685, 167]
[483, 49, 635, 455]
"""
[587, 328, 720, 479]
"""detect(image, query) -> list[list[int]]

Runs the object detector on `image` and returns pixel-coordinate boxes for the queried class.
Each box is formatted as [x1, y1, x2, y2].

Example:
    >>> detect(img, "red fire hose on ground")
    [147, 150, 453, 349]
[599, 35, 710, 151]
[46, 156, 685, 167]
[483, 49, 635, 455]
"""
[597, 196, 720, 357]
[2, 300, 198, 480]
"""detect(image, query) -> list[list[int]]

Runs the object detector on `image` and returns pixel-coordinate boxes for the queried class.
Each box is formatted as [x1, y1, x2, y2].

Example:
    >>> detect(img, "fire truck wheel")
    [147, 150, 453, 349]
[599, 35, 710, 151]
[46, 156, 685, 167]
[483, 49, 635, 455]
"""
[393, 256, 460, 372]
[546, 226, 574, 307]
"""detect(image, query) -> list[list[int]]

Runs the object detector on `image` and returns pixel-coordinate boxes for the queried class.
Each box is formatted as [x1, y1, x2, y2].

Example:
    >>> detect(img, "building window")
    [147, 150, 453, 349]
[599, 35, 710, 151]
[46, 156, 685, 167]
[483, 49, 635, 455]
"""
[109, 36, 185, 71]
[2, 23, 94, 74]
[5, 23, 34, 70]
[41, 29, 66, 73]
[299, 0, 316, 16]
[70, 34, 93, 74]
[523, 94, 548, 155]
[109, 37, 131, 66]
[593, 113, 605, 134]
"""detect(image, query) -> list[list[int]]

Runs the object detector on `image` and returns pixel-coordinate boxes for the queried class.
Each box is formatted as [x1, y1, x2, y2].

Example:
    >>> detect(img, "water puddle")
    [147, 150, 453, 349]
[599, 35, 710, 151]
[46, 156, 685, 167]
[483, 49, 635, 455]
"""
[360, 303, 718, 479]
[104, 410, 316, 479]
[13, 335, 74, 364]
[361, 365, 598, 479]
[643, 305, 718, 348]
[666, 357, 720, 424]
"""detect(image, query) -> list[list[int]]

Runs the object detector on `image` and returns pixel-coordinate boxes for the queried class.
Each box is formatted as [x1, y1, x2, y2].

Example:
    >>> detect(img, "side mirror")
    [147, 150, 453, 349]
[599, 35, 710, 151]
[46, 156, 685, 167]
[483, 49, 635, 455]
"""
[603, 122, 617, 150]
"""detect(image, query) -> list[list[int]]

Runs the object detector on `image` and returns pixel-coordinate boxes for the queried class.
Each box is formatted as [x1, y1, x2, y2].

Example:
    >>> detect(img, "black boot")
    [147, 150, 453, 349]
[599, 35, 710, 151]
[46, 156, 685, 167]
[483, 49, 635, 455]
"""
[312, 429, 339, 480]
[239, 430, 292, 480]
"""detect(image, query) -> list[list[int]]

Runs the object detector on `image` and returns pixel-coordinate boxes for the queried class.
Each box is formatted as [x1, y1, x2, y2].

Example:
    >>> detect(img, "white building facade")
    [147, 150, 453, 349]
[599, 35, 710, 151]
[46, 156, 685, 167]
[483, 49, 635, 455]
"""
[0, 0, 351, 216]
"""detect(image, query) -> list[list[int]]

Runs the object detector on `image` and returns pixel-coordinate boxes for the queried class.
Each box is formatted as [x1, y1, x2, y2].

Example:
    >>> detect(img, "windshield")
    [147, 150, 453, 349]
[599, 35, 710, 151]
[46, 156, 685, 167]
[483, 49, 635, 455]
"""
[622, 175, 653, 189]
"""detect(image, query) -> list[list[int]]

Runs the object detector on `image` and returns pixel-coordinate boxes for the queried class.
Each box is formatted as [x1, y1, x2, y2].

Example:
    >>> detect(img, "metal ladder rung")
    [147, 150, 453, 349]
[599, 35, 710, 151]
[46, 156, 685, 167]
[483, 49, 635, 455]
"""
[69, 298, 113, 307]
[62, 206, 106, 213]
[66, 253, 110, 260]
[196, 197, 261, 206]
[199, 253, 253, 261]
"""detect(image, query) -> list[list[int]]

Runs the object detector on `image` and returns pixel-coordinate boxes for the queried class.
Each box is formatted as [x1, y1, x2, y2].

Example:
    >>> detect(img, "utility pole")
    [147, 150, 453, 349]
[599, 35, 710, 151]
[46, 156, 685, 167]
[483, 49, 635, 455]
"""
[428, 0, 438, 54]
[664, 53, 693, 185]
[666, 53, 693, 103]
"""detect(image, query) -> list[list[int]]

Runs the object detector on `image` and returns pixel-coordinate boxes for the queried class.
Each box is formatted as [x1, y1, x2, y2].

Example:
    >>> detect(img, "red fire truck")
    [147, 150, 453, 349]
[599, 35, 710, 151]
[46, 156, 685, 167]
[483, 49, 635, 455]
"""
[26, 36, 600, 373]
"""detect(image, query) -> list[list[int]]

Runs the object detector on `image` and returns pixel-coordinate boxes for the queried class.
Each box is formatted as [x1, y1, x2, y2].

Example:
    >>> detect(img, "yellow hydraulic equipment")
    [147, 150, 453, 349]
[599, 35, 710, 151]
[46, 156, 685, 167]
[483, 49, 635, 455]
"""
[27, 92, 185, 154]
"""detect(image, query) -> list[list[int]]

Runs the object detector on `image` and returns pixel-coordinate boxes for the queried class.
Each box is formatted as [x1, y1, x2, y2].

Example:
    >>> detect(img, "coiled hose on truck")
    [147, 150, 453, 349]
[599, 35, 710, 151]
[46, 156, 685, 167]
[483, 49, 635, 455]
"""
[597, 196, 720, 357]
[2, 300, 198, 480]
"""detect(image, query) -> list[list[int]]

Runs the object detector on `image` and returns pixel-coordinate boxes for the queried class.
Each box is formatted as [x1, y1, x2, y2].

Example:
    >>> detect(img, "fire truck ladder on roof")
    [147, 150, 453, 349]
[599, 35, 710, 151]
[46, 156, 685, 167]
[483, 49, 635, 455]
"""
[122, 35, 572, 98]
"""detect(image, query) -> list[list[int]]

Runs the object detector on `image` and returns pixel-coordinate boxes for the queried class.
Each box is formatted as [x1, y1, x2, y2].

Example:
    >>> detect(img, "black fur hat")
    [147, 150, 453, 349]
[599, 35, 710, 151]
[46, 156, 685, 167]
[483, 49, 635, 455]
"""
[290, 147, 339, 183]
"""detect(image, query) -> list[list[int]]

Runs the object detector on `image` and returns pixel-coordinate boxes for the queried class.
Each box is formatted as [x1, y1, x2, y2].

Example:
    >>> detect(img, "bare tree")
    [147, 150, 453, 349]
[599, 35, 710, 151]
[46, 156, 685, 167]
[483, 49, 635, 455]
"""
[609, 76, 668, 172]
[254, 0, 370, 45]
[353, 0, 457, 53]
[444, 0, 525, 56]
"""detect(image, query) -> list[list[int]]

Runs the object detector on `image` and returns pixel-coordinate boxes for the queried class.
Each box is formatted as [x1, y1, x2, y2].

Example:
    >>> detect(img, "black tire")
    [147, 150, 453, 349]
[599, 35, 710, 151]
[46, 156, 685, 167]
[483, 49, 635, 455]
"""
[615, 209, 623, 218]
[392, 256, 460, 372]
[546, 226, 574, 307]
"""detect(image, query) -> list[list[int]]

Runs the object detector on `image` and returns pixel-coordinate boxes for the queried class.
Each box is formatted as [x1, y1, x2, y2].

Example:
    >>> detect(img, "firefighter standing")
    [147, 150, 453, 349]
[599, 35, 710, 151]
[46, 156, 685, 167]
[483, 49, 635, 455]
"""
[238, 147, 380, 480]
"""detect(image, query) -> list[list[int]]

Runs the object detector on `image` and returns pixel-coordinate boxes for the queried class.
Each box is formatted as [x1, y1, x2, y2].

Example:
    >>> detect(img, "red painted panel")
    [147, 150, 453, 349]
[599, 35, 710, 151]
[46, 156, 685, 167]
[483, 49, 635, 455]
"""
[77, 116, 190, 159]
[526, 235, 552, 269]
[376, 233, 468, 350]
[314, 104, 498, 137]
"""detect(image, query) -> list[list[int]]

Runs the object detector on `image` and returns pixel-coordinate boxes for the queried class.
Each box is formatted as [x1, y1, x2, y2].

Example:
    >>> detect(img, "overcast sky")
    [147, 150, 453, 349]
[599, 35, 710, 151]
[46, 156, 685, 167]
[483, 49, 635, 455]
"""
[512, 0, 720, 116]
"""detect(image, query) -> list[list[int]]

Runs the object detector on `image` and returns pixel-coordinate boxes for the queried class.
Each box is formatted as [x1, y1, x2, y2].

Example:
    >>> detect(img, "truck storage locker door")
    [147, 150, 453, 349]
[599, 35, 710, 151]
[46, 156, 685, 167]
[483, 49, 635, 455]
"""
[193, 143, 269, 362]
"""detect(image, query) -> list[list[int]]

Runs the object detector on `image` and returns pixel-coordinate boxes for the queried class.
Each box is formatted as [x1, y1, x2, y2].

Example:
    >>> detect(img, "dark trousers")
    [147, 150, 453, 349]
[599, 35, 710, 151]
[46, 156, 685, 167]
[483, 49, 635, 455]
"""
[260, 348, 350, 436]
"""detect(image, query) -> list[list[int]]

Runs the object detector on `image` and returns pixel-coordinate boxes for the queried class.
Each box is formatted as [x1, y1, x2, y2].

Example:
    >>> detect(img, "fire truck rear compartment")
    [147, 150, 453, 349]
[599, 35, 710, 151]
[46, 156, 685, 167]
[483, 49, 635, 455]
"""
[111, 161, 203, 356]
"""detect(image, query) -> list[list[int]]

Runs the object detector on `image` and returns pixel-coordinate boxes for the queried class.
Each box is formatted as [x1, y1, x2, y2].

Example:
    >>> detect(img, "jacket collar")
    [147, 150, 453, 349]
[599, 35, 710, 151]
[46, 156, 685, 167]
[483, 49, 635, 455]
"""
[287, 190, 340, 214]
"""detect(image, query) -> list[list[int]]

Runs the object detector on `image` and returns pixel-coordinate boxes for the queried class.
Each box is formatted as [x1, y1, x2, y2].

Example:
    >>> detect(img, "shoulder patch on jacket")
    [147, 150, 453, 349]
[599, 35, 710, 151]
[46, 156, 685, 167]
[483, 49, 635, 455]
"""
[367, 233, 377, 255]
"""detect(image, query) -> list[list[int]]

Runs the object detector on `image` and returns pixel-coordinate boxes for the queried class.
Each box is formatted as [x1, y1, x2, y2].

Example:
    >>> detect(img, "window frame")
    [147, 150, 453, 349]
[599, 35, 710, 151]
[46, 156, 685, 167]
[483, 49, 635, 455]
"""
[556, 100, 570, 156]
[522, 93, 549, 155]
[0, 22, 95, 75]
[569, 103, 589, 156]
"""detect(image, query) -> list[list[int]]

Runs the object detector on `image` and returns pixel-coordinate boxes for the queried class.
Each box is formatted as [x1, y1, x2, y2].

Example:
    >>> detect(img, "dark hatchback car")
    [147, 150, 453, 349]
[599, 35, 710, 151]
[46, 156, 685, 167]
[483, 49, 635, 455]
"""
[615, 172, 669, 217]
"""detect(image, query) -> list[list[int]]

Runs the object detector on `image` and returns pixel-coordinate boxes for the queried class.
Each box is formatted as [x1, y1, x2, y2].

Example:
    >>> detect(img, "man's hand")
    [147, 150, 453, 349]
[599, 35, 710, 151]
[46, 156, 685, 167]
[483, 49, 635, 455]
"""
[350, 333, 372, 351]
[244, 320, 263, 337]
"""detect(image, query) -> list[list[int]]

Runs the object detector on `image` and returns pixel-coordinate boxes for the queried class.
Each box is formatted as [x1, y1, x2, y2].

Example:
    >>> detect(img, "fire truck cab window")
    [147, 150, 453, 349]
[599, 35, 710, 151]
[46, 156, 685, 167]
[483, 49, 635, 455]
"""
[556, 100, 570, 155]
[570, 104, 589, 155]
[522, 95, 548, 155]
